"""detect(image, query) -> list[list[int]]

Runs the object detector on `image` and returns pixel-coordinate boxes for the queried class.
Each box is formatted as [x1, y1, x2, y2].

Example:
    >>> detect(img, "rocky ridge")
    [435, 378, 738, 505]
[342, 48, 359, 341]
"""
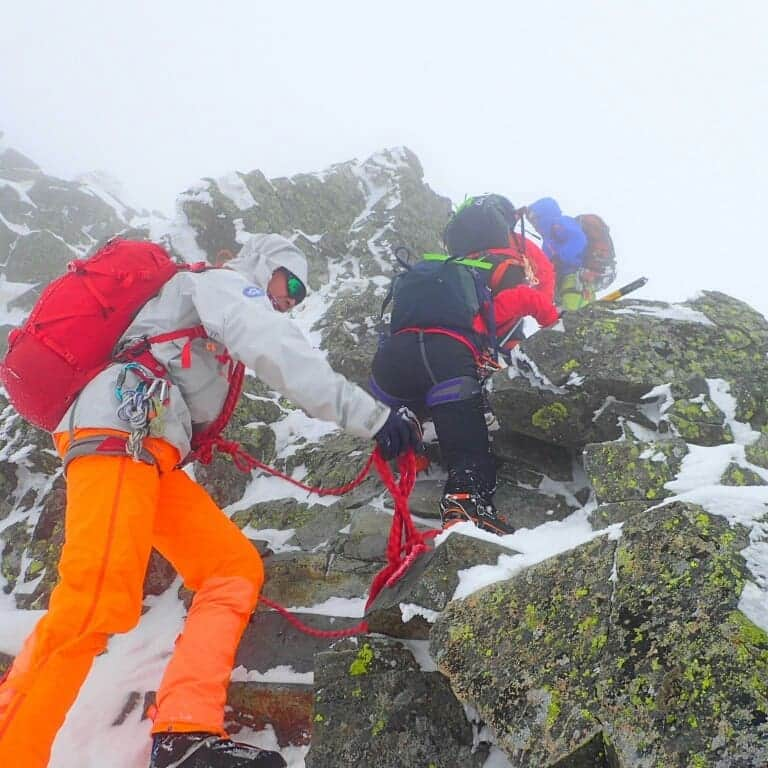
[0, 139, 766, 767]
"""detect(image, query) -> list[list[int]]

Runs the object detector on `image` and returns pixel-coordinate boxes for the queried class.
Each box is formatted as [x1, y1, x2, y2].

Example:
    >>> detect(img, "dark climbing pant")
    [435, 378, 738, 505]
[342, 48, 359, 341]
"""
[371, 332, 495, 496]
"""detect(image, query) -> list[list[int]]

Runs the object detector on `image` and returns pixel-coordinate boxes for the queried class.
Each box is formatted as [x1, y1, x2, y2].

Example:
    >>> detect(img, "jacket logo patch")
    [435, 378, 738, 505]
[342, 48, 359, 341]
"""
[243, 286, 265, 298]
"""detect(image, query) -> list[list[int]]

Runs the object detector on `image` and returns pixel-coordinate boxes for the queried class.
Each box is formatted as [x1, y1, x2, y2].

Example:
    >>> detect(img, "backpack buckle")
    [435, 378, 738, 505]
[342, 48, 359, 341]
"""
[118, 335, 151, 358]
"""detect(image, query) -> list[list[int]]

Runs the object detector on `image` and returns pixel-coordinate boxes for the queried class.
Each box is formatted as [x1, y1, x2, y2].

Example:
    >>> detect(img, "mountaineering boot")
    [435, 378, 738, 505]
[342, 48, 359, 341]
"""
[439, 492, 515, 536]
[150, 732, 287, 768]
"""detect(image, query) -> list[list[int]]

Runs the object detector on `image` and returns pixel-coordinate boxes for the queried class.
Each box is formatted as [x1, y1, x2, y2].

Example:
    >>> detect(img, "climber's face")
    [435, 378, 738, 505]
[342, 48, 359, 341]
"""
[267, 268, 297, 312]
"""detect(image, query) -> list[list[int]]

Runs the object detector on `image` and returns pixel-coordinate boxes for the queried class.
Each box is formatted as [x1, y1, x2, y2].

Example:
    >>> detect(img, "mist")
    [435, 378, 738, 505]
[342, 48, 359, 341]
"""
[2, 0, 766, 313]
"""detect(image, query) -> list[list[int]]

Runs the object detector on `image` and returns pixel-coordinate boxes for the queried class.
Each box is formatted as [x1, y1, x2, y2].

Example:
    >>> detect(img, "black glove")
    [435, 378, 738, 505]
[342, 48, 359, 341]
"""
[374, 406, 424, 460]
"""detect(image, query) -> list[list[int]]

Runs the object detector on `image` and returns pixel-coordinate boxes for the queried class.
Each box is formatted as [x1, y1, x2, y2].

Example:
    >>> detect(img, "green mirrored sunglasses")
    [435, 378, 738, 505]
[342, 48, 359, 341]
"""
[285, 271, 306, 302]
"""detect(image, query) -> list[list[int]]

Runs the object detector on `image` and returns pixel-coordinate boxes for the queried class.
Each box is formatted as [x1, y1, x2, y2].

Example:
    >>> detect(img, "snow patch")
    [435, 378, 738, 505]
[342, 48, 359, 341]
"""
[399, 602, 440, 624]
[280, 596, 366, 617]
[231, 664, 313, 685]
[216, 172, 257, 211]
[612, 302, 715, 326]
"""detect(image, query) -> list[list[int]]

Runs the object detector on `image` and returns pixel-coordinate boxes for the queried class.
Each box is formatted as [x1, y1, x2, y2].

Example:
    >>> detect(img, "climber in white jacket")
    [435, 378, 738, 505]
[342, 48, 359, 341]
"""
[0, 234, 421, 768]
[58, 233, 415, 459]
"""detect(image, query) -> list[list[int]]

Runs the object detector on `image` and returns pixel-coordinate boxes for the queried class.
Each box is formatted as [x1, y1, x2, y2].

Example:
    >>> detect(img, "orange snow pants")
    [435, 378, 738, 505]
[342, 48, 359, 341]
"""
[0, 429, 264, 768]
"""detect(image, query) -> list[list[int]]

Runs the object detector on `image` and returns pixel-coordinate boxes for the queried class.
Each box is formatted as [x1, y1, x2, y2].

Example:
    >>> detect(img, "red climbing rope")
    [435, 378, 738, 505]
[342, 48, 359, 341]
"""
[241, 446, 437, 639]
[194, 437, 377, 497]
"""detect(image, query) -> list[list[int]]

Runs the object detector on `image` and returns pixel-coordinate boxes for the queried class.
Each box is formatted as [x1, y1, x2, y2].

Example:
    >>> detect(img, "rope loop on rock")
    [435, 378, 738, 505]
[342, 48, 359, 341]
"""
[237, 446, 436, 639]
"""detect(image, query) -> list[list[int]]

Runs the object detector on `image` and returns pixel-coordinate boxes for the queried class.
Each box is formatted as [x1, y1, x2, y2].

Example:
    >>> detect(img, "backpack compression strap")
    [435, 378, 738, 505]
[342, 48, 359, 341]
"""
[422, 253, 494, 270]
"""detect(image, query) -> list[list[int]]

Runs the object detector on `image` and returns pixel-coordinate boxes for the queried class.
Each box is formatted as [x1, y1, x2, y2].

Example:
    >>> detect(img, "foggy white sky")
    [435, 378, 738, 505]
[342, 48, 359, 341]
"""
[1, 1, 767, 314]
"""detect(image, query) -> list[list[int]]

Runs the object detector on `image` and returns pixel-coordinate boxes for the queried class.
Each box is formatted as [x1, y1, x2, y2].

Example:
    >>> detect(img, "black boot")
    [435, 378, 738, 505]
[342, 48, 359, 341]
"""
[439, 491, 515, 536]
[149, 732, 286, 768]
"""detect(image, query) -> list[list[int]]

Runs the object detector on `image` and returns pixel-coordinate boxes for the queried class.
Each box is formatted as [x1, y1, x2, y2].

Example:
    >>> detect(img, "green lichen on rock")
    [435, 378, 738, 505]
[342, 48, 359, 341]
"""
[431, 503, 768, 767]
[720, 462, 767, 487]
[583, 439, 688, 504]
[531, 401, 569, 431]
[280, 431, 377, 496]
[1, 520, 32, 595]
[430, 535, 617, 766]
[666, 396, 734, 446]
[589, 501, 650, 529]
[308, 636, 484, 768]
[315, 282, 385, 388]
[490, 293, 768, 447]
[0, 461, 18, 521]
[561, 358, 580, 373]
[599, 503, 767, 767]
[349, 643, 375, 676]
[231, 498, 352, 552]
[745, 431, 768, 469]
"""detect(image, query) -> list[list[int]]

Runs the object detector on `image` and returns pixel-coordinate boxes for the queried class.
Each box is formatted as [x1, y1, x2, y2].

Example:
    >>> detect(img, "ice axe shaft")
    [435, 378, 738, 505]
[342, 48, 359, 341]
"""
[599, 277, 648, 303]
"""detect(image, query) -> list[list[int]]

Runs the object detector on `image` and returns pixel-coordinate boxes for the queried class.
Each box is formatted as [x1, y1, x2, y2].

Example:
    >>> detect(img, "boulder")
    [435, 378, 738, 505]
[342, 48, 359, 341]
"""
[583, 438, 689, 504]
[306, 636, 485, 768]
[366, 532, 517, 639]
[431, 503, 768, 767]
[490, 294, 768, 447]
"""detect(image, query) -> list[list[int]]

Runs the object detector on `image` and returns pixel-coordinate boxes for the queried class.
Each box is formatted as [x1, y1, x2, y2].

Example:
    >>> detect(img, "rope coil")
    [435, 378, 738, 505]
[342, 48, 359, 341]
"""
[239, 446, 435, 639]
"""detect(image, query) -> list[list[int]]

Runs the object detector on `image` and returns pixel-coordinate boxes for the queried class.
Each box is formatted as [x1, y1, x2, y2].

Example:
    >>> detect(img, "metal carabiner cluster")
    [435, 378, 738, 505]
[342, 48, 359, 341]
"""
[115, 363, 170, 461]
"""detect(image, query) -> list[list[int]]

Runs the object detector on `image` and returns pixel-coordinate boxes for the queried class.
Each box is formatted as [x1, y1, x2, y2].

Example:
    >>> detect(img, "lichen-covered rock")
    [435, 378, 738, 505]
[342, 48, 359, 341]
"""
[280, 431, 380, 504]
[195, 394, 279, 508]
[598, 504, 767, 767]
[430, 535, 616, 767]
[195, 455, 252, 509]
[720, 462, 767, 487]
[431, 503, 768, 767]
[665, 393, 733, 446]
[315, 282, 384, 388]
[1, 520, 31, 596]
[178, 147, 450, 283]
[490, 294, 768, 447]
[307, 636, 486, 768]
[0, 147, 134, 290]
[589, 501, 650, 529]
[582, 439, 688, 504]
[232, 498, 325, 532]
[745, 431, 768, 469]
[0, 461, 18, 521]
[14, 477, 66, 609]
[366, 532, 516, 639]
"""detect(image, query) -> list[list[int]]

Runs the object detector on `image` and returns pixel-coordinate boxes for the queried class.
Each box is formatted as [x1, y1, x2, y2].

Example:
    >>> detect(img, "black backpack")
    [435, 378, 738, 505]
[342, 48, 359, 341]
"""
[379, 251, 495, 347]
[443, 194, 518, 257]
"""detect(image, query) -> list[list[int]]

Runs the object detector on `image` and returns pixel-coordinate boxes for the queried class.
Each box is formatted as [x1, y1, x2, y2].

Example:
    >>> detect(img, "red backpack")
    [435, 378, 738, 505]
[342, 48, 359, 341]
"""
[576, 214, 616, 290]
[0, 238, 244, 448]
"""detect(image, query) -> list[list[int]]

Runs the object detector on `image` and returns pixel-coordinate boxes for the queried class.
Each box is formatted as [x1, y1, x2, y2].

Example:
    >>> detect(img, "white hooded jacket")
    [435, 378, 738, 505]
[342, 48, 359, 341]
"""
[56, 234, 390, 457]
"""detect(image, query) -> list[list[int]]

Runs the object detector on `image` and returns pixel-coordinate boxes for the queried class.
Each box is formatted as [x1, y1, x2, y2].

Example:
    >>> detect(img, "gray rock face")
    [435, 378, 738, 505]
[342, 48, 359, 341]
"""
[583, 438, 689, 505]
[431, 504, 768, 767]
[0, 146, 134, 287]
[365, 532, 517, 639]
[490, 293, 768, 447]
[306, 636, 486, 768]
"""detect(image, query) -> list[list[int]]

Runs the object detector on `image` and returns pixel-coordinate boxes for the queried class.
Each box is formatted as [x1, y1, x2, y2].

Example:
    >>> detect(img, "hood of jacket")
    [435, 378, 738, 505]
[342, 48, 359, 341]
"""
[528, 197, 562, 234]
[227, 233, 309, 289]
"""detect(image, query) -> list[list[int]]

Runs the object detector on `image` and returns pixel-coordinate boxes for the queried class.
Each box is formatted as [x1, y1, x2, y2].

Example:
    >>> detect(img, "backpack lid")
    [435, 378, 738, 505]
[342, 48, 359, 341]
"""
[443, 194, 518, 258]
